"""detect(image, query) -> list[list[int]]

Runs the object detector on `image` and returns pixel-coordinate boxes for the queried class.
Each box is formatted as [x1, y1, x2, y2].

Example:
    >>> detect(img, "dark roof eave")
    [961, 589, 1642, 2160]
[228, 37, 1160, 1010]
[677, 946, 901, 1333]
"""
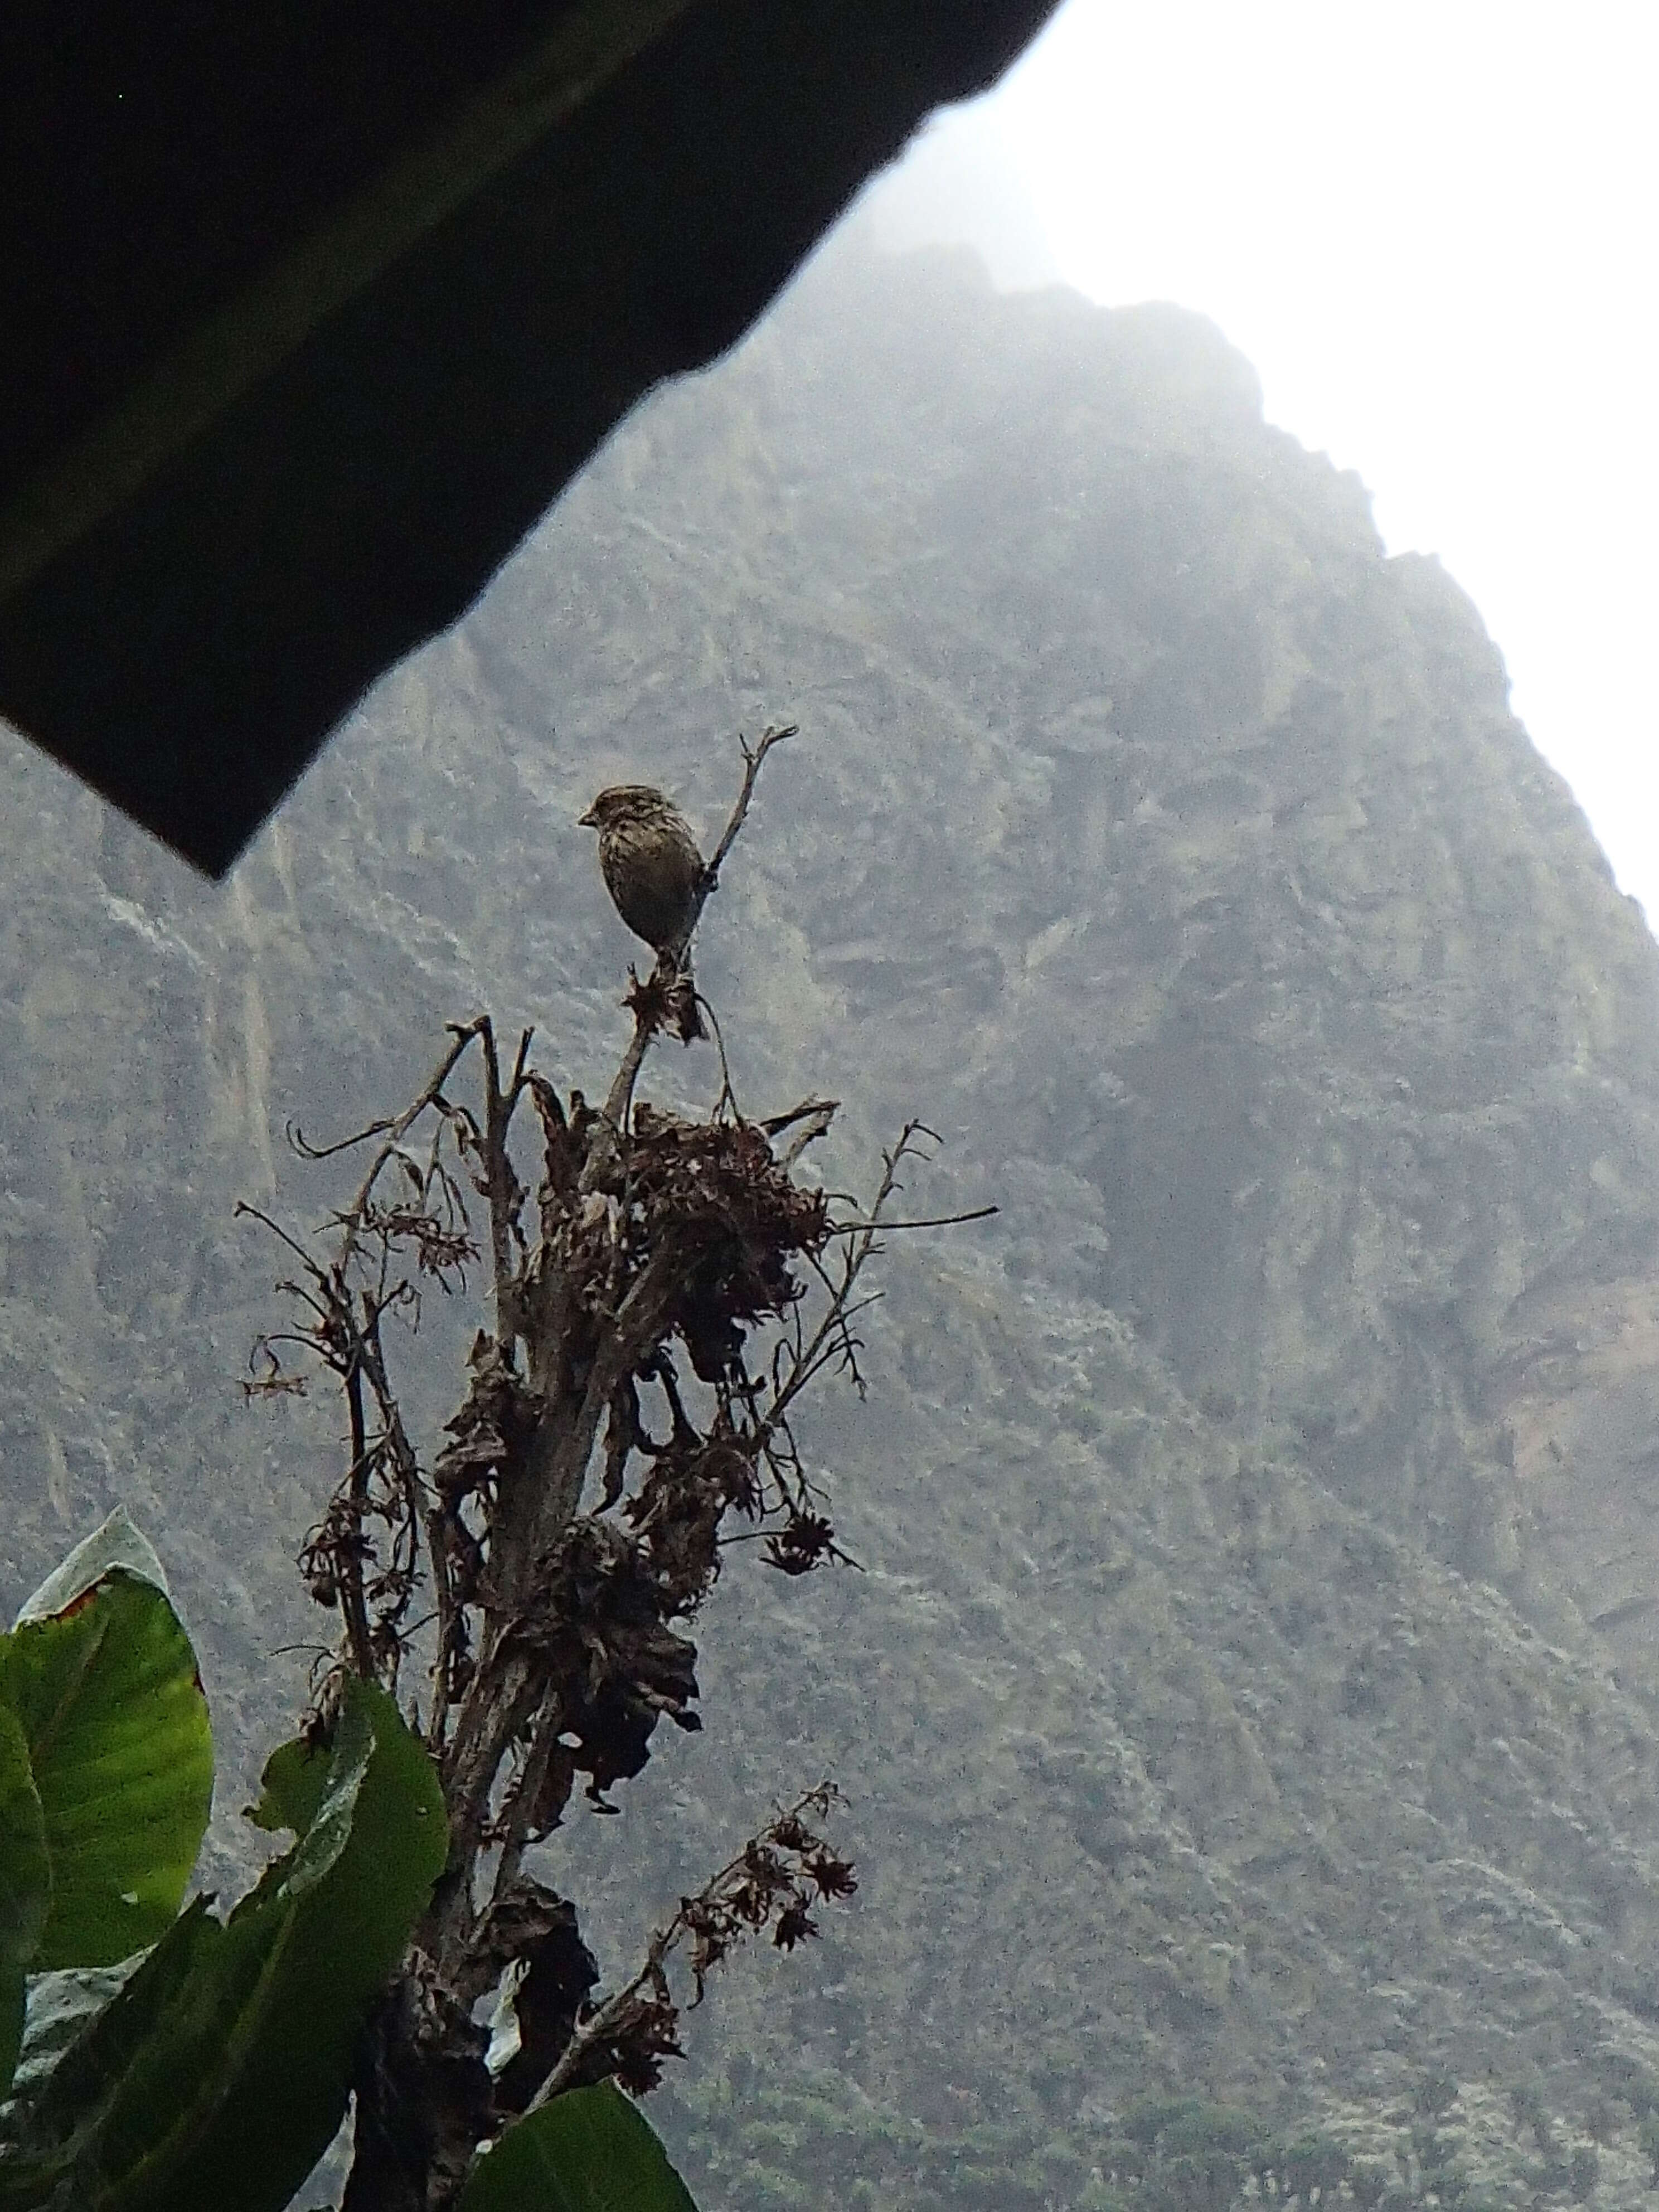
[0, 0, 1062, 874]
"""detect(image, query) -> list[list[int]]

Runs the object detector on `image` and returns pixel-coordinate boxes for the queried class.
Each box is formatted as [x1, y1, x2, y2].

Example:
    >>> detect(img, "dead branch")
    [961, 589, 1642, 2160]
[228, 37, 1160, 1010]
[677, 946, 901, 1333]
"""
[826, 1203, 1000, 1233]
[303, 1016, 488, 1274]
[696, 721, 798, 906]
[770, 1098, 838, 1167]
[527, 1784, 849, 2109]
[234, 718, 991, 2201]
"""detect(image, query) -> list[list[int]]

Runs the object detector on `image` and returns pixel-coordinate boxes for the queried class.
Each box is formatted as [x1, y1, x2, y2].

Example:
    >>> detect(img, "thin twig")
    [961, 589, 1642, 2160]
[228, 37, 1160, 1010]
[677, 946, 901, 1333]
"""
[704, 997, 740, 1124]
[478, 1021, 531, 1346]
[825, 1205, 999, 1233]
[695, 723, 798, 908]
[339, 1346, 376, 1679]
[738, 1125, 930, 1458]
[332, 1018, 488, 1274]
[603, 974, 656, 1131]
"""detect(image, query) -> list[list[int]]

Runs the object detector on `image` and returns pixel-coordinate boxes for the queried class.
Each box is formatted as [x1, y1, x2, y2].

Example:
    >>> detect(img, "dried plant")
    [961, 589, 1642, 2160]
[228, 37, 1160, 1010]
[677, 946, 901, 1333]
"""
[240, 729, 989, 2210]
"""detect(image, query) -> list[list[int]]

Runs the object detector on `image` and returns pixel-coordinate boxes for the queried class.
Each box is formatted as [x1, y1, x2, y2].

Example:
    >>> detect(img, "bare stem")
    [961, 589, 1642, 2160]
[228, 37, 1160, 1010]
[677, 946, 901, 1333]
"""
[308, 1017, 488, 1275]
[603, 987, 656, 1130]
[696, 722, 797, 908]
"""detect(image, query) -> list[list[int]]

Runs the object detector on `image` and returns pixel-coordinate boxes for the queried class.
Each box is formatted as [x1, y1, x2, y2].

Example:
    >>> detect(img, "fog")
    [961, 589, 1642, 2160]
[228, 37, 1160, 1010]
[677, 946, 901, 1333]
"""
[7, 43, 1659, 2196]
[860, 0, 1659, 918]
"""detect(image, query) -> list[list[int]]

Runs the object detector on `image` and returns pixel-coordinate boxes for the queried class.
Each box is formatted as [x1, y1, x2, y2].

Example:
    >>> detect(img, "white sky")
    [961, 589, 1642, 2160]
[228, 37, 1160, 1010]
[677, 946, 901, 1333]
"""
[863, 0, 1659, 915]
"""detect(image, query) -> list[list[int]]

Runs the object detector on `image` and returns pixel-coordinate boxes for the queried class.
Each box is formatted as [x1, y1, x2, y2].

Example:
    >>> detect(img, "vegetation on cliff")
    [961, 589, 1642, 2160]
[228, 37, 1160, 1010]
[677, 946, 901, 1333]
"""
[3, 236, 1659, 2204]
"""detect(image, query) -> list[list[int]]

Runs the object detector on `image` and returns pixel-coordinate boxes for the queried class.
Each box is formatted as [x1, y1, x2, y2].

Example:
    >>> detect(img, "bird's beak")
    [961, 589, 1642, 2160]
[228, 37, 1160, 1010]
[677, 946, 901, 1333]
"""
[577, 805, 597, 827]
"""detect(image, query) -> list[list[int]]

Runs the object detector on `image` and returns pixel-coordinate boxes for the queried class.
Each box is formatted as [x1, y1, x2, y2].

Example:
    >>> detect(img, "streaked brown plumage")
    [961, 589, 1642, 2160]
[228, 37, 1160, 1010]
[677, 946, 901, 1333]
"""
[579, 784, 706, 1040]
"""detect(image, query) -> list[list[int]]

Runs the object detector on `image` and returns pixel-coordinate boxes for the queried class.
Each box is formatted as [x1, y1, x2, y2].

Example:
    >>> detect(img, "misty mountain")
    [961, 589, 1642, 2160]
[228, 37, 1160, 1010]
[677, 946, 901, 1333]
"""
[5, 233, 1659, 2208]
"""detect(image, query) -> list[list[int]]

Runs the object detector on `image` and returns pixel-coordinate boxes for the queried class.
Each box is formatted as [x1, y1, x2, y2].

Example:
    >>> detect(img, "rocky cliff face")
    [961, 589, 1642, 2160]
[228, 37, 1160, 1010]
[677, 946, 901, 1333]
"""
[467, 234, 1659, 1657]
[5, 235, 1659, 2205]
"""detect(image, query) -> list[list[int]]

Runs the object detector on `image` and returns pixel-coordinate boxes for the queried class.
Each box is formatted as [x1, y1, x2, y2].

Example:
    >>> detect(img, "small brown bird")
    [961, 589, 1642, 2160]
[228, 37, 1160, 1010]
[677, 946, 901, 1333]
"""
[579, 784, 707, 1040]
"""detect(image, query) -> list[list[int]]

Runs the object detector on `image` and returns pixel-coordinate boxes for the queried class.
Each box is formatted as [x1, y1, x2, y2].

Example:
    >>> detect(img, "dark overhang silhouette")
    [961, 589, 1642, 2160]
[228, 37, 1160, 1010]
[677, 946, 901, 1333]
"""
[1, 0, 1061, 875]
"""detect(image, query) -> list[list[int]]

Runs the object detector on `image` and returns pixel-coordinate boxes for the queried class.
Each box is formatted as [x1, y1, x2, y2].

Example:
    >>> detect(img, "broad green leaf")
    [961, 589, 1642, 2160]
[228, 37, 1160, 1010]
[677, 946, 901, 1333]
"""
[458, 2084, 701, 2212]
[0, 1702, 48, 2098]
[0, 1571, 211, 1970]
[0, 1898, 222, 2191]
[0, 1677, 446, 2212]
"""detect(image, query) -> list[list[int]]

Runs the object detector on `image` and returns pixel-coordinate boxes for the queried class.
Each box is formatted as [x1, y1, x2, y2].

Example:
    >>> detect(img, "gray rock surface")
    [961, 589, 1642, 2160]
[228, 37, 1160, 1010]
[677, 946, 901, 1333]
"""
[4, 234, 1659, 2206]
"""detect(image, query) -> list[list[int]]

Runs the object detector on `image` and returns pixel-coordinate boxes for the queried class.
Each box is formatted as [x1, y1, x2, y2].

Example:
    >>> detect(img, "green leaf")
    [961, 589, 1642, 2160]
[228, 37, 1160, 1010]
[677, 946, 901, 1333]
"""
[0, 1677, 446, 2212]
[244, 1733, 330, 1840]
[12, 1510, 172, 1626]
[0, 1897, 223, 2190]
[0, 1570, 211, 1970]
[458, 2083, 701, 2212]
[0, 1700, 48, 2097]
